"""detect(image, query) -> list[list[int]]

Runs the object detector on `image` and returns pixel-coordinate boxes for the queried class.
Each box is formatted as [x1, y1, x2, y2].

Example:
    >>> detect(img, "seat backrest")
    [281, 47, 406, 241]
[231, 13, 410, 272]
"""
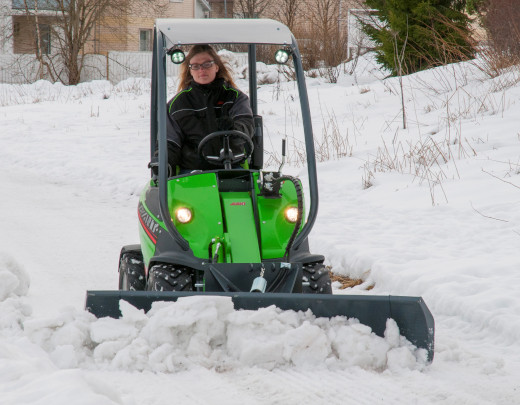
[250, 115, 263, 170]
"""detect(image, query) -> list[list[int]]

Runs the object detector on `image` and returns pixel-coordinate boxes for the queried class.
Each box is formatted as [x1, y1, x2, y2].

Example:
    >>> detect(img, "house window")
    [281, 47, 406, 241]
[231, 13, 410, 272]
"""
[36, 24, 51, 54]
[139, 29, 152, 51]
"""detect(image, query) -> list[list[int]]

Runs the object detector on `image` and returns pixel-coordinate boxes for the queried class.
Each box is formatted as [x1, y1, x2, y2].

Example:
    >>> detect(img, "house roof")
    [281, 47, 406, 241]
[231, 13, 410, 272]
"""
[155, 18, 294, 46]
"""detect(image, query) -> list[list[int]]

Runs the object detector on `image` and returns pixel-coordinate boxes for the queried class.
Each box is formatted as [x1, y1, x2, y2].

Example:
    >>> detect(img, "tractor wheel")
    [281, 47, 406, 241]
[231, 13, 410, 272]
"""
[119, 252, 146, 291]
[146, 264, 194, 292]
[302, 263, 332, 294]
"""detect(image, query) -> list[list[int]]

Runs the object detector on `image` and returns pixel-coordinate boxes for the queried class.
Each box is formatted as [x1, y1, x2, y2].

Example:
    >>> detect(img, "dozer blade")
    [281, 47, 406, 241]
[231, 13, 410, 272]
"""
[85, 291, 434, 362]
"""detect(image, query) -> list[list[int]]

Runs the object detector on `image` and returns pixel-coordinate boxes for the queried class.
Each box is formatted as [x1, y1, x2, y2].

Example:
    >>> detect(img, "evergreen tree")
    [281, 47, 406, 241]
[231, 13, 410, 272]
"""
[362, 0, 474, 75]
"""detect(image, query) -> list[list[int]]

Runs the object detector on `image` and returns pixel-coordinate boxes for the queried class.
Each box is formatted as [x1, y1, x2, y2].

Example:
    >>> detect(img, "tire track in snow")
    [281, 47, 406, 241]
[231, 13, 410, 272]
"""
[210, 368, 424, 405]
[274, 368, 419, 405]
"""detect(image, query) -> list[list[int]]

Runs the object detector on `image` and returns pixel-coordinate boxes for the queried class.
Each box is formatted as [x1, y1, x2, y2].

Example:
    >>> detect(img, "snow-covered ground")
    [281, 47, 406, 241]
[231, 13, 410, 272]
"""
[1, 53, 519, 404]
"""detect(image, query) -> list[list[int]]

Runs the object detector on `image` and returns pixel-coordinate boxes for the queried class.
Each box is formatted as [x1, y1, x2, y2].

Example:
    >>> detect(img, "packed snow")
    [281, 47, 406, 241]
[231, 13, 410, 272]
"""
[1, 51, 519, 403]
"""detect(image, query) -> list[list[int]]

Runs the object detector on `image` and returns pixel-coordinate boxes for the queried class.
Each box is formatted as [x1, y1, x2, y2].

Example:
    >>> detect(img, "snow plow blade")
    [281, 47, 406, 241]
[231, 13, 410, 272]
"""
[86, 291, 434, 362]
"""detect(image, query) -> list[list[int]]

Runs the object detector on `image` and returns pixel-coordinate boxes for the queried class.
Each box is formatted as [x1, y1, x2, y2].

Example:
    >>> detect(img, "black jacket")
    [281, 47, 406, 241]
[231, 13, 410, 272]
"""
[166, 78, 254, 170]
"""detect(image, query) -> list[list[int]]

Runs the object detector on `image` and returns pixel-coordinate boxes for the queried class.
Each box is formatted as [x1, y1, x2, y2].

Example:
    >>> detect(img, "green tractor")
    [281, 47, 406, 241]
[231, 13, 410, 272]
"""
[86, 18, 434, 362]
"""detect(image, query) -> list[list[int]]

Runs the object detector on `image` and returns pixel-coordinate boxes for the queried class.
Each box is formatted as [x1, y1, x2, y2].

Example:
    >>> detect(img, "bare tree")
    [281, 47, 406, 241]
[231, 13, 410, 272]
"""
[274, 0, 301, 32]
[234, 0, 272, 18]
[476, 0, 520, 74]
[20, 0, 164, 85]
[392, 24, 409, 129]
[310, 0, 339, 41]
[307, 0, 348, 67]
[20, 1, 57, 81]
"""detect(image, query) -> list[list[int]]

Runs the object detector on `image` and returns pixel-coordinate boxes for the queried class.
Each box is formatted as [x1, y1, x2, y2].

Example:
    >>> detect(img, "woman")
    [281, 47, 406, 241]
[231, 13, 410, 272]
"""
[166, 44, 254, 172]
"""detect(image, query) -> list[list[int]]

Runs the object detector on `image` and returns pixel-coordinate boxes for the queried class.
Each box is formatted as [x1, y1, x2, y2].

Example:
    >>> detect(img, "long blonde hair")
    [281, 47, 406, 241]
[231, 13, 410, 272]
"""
[177, 45, 237, 91]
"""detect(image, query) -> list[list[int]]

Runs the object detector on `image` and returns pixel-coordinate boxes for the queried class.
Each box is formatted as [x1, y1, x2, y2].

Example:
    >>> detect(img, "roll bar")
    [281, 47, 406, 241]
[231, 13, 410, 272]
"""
[151, 21, 318, 251]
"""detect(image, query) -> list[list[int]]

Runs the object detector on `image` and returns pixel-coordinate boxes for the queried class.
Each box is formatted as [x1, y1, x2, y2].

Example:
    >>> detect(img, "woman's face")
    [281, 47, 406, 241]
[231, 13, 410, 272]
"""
[189, 52, 219, 85]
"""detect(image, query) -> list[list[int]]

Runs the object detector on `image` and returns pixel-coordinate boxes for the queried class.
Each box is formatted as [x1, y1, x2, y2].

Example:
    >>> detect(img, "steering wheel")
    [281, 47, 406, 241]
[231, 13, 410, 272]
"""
[198, 130, 254, 170]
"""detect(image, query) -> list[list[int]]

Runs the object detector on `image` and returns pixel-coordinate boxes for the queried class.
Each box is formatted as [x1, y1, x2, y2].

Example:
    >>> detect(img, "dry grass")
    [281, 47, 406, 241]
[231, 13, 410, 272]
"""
[361, 122, 478, 205]
[273, 111, 354, 169]
[329, 269, 372, 290]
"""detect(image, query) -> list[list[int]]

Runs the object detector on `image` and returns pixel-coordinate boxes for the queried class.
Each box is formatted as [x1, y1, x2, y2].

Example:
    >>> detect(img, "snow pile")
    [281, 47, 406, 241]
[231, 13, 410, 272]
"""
[218, 48, 290, 84]
[0, 254, 30, 301]
[21, 296, 426, 373]
[0, 340, 123, 405]
[0, 256, 124, 405]
[0, 257, 425, 374]
[0, 255, 31, 332]
[217, 49, 247, 73]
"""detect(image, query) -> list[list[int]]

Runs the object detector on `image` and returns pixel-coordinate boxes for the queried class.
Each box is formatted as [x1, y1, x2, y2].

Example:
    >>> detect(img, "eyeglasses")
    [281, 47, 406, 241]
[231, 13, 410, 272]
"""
[189, 61, 216, 71]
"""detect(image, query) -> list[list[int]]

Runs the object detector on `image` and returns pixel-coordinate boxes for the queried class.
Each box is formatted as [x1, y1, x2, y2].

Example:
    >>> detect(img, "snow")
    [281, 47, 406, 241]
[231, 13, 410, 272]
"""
[1, 52, 520, 403]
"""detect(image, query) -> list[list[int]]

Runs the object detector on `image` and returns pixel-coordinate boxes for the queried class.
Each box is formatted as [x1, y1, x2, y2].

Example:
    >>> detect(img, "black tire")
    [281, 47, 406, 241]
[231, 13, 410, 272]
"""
[119, 252, 146, 291]
[302, 263, 332, 294]
[146, 264, 194, 292]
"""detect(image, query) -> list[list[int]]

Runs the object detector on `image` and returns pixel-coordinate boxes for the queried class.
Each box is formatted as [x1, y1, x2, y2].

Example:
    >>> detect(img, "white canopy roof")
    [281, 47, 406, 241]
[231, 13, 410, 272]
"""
[155, 18, 294, 46]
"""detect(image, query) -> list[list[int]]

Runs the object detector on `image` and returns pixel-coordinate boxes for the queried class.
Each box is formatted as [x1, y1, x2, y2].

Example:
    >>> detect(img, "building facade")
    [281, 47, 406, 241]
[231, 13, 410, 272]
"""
[2, 0, 211, 55]
[207, 0, 233, 18]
